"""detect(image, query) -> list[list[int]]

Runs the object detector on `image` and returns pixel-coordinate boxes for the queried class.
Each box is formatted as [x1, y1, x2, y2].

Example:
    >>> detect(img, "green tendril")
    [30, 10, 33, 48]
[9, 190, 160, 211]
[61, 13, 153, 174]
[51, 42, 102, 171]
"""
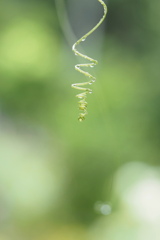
[72, 0, 107, 122]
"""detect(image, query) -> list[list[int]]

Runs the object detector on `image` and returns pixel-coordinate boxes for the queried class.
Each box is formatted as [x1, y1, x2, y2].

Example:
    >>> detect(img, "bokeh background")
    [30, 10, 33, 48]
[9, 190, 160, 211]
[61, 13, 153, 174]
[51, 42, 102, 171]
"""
[0, 0, 160, 239]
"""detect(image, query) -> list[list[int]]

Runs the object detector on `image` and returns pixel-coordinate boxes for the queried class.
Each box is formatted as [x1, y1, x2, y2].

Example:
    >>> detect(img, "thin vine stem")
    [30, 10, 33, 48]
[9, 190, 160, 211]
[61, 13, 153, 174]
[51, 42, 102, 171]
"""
[72, 0, 107, 122]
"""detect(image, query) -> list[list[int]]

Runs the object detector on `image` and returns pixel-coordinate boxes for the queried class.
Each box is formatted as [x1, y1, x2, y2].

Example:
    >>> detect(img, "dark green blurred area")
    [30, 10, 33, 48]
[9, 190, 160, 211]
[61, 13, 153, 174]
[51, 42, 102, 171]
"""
[0, 0, 160, 239]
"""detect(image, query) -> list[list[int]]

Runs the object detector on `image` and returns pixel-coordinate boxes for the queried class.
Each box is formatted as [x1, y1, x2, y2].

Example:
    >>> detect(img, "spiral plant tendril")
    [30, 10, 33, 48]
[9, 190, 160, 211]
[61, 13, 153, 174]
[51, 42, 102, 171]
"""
[72, 0, 107, 122]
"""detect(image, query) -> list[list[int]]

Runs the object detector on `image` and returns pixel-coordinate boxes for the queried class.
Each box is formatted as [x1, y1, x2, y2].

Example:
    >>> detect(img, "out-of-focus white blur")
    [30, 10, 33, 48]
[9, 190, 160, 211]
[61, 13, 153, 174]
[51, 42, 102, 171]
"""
[0, 119, 65, 222]
[89, 162, 160, 240]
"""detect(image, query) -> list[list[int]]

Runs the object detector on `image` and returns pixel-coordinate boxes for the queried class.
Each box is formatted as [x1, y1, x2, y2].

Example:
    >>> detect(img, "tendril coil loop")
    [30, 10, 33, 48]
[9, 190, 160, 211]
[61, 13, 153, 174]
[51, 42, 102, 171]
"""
[72, 0, 107, 122]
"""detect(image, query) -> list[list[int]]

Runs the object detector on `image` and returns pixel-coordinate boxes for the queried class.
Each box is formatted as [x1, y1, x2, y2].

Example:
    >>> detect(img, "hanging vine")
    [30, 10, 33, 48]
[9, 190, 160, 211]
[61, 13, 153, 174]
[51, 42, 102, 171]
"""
[72, 0, 107, 122]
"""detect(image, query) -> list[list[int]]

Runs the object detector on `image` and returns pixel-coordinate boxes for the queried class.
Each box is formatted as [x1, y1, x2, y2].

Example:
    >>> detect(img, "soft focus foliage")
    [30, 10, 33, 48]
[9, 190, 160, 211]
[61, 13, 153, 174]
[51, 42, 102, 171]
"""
[0, 0, 160, 239]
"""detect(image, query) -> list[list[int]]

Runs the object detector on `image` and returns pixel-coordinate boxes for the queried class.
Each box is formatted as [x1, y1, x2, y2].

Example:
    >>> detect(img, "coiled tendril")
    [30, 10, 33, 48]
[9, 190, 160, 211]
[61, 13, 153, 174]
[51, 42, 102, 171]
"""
[72, 0, 107, 122]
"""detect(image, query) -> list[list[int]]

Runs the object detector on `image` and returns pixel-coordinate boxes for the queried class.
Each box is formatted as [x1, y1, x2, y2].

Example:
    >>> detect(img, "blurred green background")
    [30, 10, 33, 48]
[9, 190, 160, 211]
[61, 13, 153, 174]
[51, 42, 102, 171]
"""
[0, 0, 160, 239]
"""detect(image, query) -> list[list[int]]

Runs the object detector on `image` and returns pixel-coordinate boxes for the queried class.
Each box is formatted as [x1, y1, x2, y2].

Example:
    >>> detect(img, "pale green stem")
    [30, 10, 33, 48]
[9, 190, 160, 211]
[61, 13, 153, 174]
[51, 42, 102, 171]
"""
[72, 0, 107, 122]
